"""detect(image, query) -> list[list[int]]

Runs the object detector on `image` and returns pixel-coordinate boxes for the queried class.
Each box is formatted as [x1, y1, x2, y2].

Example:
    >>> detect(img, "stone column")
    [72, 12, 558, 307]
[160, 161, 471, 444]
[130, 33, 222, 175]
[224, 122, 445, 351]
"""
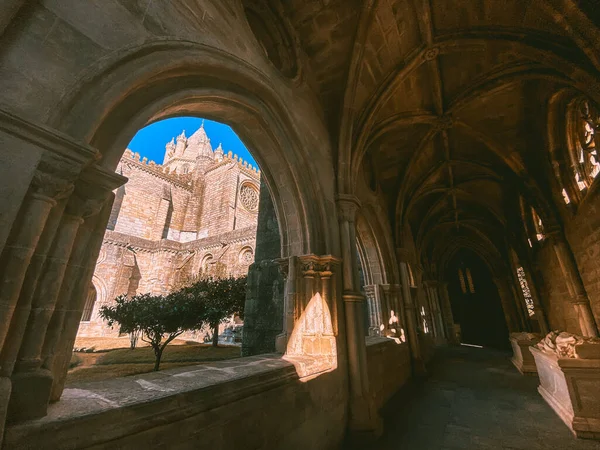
[493, 277, 522, 333]
[364, 284, 381, 336]
[0, 169, 74, 434]
[426, 281, 446, 343]
[336, 194, 379, 436]
[438, 282, 457, 343]
[396, 248, 423, 371]
[522, 264, 549, 334]
[275, 256, 296, 353]
[8, 165, 124, 420]
[423, 281, 440, 338]
[547, 228, 599, 337]
[49, 194, 115, 402]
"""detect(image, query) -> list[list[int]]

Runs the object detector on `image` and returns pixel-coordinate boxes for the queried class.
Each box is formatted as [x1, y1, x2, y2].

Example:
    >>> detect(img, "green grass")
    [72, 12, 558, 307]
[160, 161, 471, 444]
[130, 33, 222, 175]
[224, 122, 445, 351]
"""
[66, 362, 197, 384]
[65, 343, 242, 385]
[96, 343, 241, 365]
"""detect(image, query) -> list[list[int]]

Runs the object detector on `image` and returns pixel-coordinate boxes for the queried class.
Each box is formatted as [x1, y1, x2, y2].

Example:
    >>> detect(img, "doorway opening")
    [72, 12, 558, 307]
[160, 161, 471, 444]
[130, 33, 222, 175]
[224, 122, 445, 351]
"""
[446, 249, 509, 350]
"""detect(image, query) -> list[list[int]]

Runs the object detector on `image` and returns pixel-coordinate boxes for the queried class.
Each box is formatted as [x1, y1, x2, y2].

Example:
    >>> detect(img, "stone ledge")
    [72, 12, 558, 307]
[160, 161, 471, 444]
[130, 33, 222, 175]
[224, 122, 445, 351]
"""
[4, 354, 299, 449]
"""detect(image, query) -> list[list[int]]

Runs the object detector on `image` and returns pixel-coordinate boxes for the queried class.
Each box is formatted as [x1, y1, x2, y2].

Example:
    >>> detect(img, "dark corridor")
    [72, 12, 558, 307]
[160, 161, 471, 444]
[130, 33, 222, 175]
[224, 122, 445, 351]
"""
[446, 249, 509, 350]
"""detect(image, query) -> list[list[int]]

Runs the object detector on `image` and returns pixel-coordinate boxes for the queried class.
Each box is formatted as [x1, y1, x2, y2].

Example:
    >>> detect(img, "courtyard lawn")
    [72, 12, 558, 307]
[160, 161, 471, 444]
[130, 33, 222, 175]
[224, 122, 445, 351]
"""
[66, 343, 241, 384]
[96, 343, 241, 365]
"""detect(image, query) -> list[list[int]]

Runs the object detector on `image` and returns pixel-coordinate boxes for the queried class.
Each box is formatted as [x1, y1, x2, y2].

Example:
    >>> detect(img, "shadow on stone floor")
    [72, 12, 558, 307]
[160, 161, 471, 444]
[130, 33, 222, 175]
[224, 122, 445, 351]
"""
[370, 346, 600, 450]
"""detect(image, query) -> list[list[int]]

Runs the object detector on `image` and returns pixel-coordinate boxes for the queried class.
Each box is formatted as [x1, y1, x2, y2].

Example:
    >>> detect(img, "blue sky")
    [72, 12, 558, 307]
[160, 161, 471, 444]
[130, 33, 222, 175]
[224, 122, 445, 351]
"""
[127, 117, 257, 167]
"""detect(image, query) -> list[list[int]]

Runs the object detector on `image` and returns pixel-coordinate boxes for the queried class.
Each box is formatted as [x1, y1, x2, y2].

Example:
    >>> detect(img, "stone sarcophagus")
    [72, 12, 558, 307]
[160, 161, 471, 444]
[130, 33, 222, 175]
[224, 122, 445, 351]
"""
[509, 332, 541, 375]
[530, 331, 600, 439]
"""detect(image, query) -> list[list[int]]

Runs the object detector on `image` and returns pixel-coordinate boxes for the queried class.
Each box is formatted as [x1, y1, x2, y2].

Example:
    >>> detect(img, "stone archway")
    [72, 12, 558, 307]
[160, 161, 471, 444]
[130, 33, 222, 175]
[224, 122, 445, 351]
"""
[0, 41, 343, 435]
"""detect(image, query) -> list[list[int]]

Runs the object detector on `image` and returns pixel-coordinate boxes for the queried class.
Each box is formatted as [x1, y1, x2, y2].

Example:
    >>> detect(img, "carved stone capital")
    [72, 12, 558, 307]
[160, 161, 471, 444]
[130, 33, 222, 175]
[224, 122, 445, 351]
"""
[275, 257, 290, 279]
[31, 171, 74, 202]
[335, 194, 361, 222]
[363, 285, 376, 299]
[65, 192, 107, 219]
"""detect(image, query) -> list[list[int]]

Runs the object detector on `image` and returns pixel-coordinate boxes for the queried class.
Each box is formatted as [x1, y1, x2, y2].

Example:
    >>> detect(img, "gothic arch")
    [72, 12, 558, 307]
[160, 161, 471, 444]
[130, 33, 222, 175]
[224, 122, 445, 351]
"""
[48, 40, 337, 258]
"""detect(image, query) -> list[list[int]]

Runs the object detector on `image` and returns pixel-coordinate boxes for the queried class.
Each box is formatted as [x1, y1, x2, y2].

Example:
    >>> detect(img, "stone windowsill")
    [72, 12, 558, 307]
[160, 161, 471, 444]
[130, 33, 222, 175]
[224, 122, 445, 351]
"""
[4, 354, 303, 449]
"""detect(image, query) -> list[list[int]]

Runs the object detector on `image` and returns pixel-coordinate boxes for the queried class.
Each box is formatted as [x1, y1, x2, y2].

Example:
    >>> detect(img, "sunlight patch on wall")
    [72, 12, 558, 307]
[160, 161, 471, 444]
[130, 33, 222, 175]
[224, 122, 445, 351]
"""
[284, 292, 337, 380]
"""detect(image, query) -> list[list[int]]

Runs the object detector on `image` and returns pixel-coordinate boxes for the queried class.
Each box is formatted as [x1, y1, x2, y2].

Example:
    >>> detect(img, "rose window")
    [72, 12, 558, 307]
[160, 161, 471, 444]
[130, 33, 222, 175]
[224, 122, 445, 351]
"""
[239, 248, 254, 264]
[240, 184, 259, 211]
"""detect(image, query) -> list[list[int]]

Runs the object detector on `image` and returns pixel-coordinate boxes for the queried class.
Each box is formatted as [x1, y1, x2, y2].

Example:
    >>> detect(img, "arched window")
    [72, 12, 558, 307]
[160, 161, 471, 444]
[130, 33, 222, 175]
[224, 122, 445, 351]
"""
[531, 208, 545, 241]
[458, 269, 467, 294]
[466, 268, 475, 294]
[566, 97, 600, 194]
[458, 268, 475, 294]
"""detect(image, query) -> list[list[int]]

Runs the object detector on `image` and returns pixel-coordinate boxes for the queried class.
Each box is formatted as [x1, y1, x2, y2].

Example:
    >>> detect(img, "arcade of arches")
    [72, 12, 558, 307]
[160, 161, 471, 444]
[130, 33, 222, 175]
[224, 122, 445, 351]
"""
[1, 1, 600, 449]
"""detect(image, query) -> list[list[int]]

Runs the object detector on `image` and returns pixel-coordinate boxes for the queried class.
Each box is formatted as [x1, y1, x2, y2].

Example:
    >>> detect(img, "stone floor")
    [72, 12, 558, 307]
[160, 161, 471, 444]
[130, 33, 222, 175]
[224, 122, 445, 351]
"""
[373, 346, 600, 450]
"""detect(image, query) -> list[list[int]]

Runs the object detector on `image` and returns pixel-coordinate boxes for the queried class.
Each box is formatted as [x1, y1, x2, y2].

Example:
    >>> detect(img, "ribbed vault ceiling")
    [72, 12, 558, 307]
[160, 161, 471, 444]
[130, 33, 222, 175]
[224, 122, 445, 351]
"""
[270, 0, 600, 272]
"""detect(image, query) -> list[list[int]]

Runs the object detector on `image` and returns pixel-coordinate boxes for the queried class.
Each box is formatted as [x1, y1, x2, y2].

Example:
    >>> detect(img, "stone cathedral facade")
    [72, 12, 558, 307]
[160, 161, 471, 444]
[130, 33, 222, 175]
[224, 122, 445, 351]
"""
[77, 124, 260, 338]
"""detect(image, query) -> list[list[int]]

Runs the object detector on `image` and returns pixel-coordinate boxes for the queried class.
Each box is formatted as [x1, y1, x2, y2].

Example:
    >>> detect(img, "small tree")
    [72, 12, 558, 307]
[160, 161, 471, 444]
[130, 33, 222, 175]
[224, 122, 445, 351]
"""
[183, 275, 247, 347]
[99, 292, 205, 371]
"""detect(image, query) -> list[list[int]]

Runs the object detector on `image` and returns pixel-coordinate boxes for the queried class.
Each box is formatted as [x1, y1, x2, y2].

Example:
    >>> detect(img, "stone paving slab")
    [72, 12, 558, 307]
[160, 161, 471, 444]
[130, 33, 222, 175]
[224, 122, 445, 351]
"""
[373, 346, 600, 450]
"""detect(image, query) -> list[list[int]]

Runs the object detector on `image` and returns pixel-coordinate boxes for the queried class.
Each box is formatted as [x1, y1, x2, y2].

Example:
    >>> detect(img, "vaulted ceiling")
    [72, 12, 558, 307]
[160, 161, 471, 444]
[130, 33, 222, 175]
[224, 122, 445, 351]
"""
[271, 0, 600, 272]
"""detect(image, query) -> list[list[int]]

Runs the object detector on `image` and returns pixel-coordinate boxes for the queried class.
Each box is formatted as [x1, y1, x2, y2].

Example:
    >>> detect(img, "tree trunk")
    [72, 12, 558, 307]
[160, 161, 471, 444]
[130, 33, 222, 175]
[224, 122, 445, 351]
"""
[212, 323, 219, 347]
[153, 345, 163, 371]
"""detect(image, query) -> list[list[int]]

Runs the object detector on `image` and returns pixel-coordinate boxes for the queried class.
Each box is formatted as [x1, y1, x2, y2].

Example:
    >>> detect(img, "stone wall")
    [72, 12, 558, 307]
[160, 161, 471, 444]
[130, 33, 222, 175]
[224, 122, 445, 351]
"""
[366, 337, 411, 412]
[3, 356, 348, 450]
[76, 127, 262, 340]
[534, 190, 600, 334]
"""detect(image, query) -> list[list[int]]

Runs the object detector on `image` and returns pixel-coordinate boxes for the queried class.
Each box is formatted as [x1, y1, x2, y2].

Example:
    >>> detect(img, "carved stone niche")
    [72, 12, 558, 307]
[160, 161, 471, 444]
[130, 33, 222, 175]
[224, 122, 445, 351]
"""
[281, 254, 341, 379]
[530, 331, 600, 439]
[509, 332, 541, 375]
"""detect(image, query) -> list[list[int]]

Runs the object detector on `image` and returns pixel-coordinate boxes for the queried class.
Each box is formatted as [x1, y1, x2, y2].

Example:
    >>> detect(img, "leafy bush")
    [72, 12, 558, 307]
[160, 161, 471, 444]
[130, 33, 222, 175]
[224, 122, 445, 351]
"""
[181, 275, 247, 347]
[99, 293, 206, 371]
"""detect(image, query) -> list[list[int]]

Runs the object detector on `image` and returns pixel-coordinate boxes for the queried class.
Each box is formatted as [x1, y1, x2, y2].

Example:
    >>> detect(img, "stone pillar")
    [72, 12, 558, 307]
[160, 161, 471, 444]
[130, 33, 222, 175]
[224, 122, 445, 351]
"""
[275, 256, 296, 353]
[364, 284, 382, 336]
[522, 264, 549, 334]
[7, 165, 124, 420]
[425, 281, 446, 343]
[0, 169, 75, 434]
[49, 193, 116, 402]
[241, 180, 284, 356]
[396, 249, 423, 371]
[548, 228, 599, 337]
[493, 277, 522, 333]
[423, 281, 439, 338]
[336, 195, 379, 436]
[438, 282, 457, 343]
[0, 112, 100, 445]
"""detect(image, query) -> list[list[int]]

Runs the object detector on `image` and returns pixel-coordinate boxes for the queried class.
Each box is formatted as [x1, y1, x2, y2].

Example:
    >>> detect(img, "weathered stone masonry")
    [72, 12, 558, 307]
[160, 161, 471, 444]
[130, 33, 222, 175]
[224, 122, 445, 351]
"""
[78, 124, 260, 339]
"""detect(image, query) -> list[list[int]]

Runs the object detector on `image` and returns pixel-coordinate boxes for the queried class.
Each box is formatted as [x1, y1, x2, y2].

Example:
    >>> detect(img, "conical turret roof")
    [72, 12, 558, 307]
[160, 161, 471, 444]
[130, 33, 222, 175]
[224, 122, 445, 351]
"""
[185, 121, 213, 159]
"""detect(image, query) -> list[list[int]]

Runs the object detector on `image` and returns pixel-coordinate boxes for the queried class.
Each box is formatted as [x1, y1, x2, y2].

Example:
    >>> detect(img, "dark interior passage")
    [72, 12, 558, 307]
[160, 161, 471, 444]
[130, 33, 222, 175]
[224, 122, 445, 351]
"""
[372, 346, 600, 450]
[446, 249, 509, 350]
